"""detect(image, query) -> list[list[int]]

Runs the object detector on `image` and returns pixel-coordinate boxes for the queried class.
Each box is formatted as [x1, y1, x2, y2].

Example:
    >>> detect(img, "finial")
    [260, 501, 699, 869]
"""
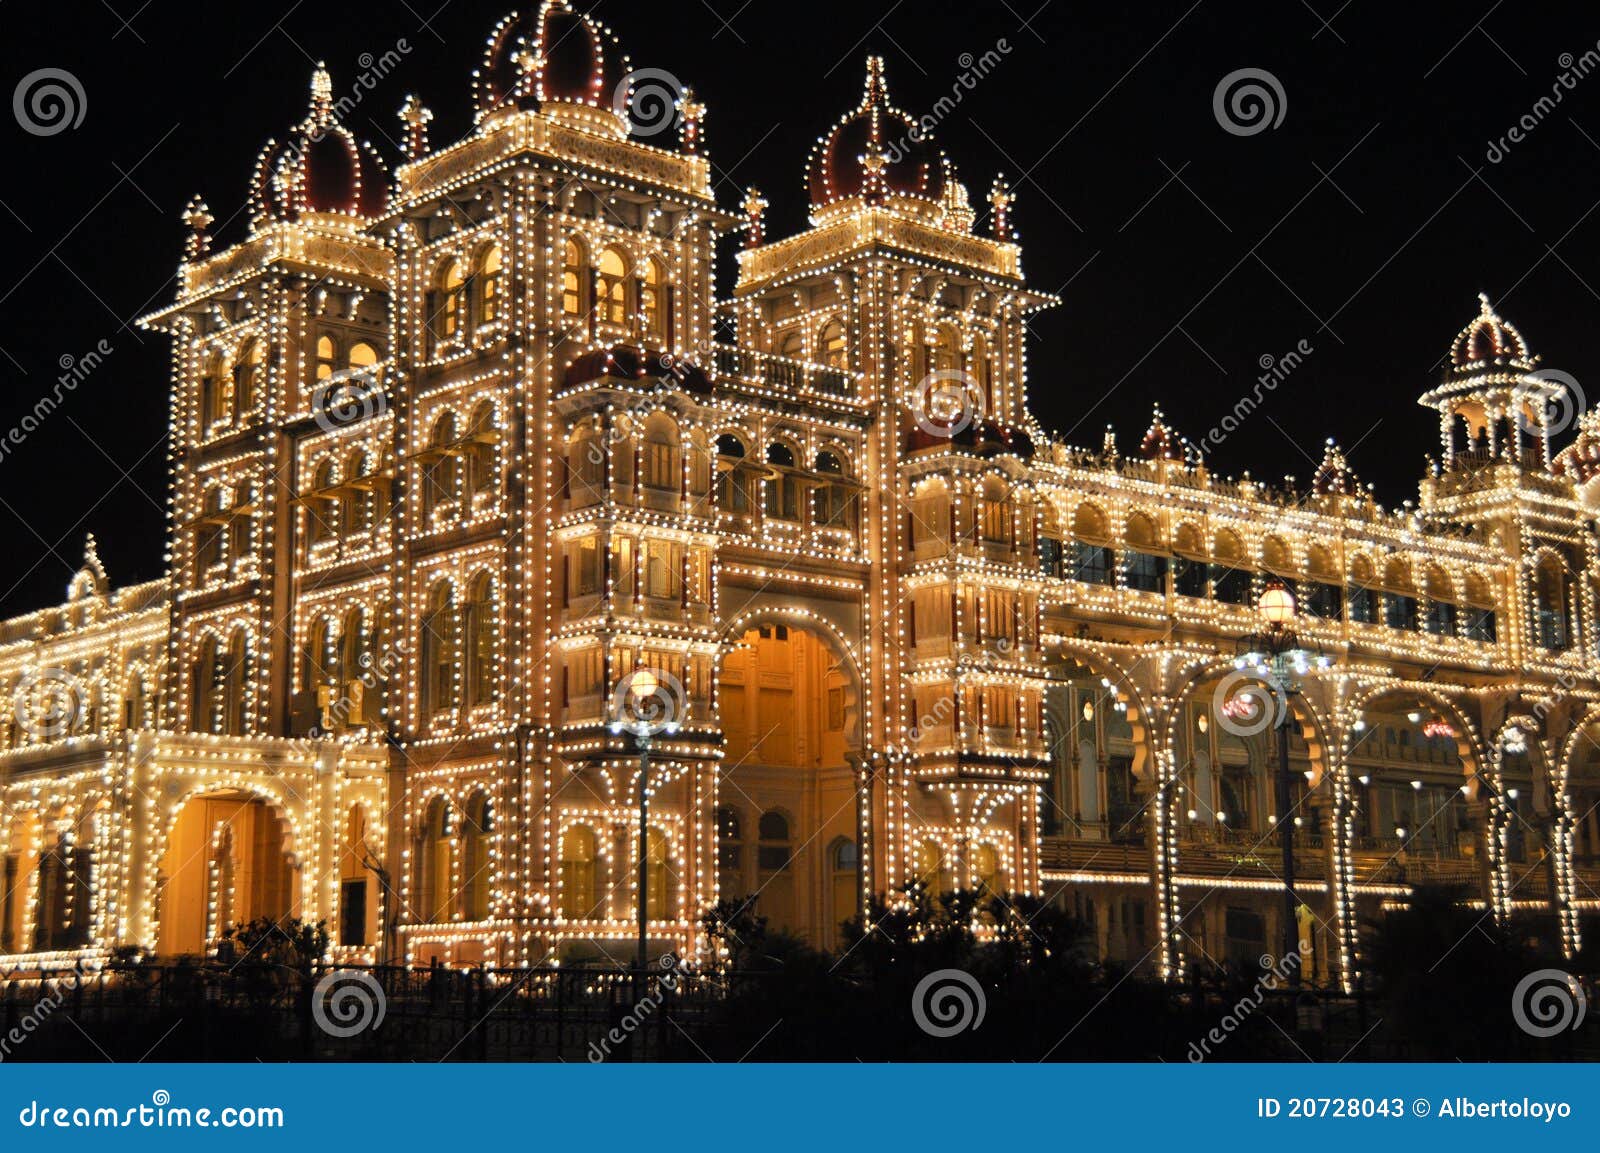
[741, 186, 769, 249]
[399, 95, 434, 162]
[182, 195, 214, 261]
[310, 64, 335, 122]
[864, 56, 888, 105]
[678, 85, 706, 155]
[989, 174, 1015, 241]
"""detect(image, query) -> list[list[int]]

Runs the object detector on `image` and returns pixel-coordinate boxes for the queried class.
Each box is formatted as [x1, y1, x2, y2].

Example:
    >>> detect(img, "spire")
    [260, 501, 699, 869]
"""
[741, 186, 769, 249]
[181, 195, 214, 262]
[1312, 437, 1358, 496]
[1140, 404, 1188, 462]
[399, 95, 433, 161]
[309, 64, 335, 126]
[863, 55, 889, 106]
[678, 85, 706, 155]
[989, 174, 1015, 241]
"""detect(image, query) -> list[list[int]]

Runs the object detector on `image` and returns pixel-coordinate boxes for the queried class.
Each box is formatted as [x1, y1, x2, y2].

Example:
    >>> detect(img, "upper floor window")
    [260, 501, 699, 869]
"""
[818, 320, 847, 370]
[597, 247, 629, 327]
[421, 582, 458, 719]
[763, 443, 800, 520]
[234, 339, 266, 413]
[434, 259, 465, 344]
[423, 414, 460, 518]
[813, 451, 857, 532]
[641, 257, 667, 343]
[715, 435, 754, 514]
[479, 245, 504, 325]
[466, 401, 498, 498]
[562, 240, 587, 318]
[316, 335, 338, 382]
[464, 573, 498, 708]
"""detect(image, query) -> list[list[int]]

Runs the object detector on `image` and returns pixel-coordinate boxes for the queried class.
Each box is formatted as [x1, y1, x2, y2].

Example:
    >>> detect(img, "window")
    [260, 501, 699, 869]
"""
[1303, 581, 1343, 620]
[1424, 599, 1457, 637]
[1173, 556, 1207, 598]
[641, 417, 681, 491]
[645, 828, 672, 919]
[423, 414, 459, 517]
[200, 351, 228, 428]
[303, 616, 335, 692]
[715, 806, 743, 882]
[1124, 551, 1167, 593]
[348, 341, 379, 373]
[467, 401, 498, 496]
[1071, 542, 1114, 586]
[192, 635, 220, 732]
[764, 443, 799, 520]
[1038, 536, 1063, 578]
[196, 487, 228, 571]
[419, 798, 453, 923]
[307, 459, 338, 545]
[1210, 565, 1251, 605]
[1384, 592, 1419, 631]
[1464, 607, 1497, 643]
[479, 245, 503, 325]
[461, 795, 492, 921]
[1347, 583, 1377, 624]
[338, 607, 366, 687]
[315, 335, 338, 382]
[344, 451, 376, 534]
[641, 257, 667, 342]
[560, 825, 598, 918]
[234, 339, 266, 413]
[757, 811, 791, 871]
[221, 629, 249, 735]
[435, 259, 465, 342]
[715, 435, 753, 513]
[1532, 560, 1570, 651]
[598, 247, 629, 326]
[422, 583, 458, 719]
[972, 843, 1001, 895]
[813, 451, 856, 530]
[562, 240, 587, 318]
[817, 319, 847, 369]
[464, 574, 498, 708]
[916, 840, 946, 895]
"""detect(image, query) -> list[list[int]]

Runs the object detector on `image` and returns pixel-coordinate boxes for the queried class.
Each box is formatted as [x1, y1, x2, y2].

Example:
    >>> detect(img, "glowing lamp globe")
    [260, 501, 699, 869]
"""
[1260, 583, 1296, 626]
[631, 669, 659, 699]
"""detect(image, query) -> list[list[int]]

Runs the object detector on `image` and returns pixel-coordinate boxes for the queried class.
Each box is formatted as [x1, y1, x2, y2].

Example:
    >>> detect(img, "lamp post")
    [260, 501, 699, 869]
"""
[609, 669, 683, 999]
[1236, 580, 1328, 990]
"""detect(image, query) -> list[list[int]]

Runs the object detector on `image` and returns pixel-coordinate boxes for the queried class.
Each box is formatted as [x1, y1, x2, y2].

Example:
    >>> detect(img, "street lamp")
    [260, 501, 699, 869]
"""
[1236, 580, 1330, 990]
[609, 669, 684, 995]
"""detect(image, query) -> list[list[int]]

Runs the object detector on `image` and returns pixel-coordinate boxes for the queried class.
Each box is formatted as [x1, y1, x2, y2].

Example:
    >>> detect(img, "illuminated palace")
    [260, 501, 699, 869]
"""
[5, 2, 1600, 987]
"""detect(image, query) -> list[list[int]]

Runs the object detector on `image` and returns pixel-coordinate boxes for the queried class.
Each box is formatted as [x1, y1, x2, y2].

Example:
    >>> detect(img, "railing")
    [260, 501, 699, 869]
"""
[712, 344, 858, 400]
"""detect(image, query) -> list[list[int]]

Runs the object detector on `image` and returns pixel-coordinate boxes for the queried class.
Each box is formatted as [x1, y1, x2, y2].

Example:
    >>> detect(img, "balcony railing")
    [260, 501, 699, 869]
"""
[712, 344, 858, 401]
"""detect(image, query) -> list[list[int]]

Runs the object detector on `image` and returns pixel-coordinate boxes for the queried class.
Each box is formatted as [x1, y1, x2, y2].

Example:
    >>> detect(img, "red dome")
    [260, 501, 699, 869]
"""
[250, 68, 389, 225]
[808, 57, 946, 210]
[475, 3, 626, 120]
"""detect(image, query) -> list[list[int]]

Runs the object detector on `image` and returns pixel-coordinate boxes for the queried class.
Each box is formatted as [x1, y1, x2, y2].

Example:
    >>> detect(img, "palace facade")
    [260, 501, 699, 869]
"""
[4, 2, 1600, 988]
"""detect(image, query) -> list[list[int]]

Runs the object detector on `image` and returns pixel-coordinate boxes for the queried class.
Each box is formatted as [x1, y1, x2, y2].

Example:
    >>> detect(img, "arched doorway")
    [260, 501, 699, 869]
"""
[156, 792, 296, 958]
[717, 619, 861, 948]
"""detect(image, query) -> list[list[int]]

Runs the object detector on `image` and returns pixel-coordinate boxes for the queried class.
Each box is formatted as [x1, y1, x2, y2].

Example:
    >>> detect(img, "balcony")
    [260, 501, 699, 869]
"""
[712, 344, 858, 401]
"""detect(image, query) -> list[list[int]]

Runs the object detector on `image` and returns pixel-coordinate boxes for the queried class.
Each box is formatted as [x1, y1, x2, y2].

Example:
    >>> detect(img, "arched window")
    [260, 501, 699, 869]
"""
[971, 334, 993, 412]
[645, 827, 672, 920]
[196, 487, 228, 572]
[560, 825, 598, 919]
[221, 628, 249, 735]
[757, 810, 791, 872]
[569, 428, 605, 507]
[641, 414, 681, 492]
[478, 245, 504, 325]
[715, 435, 753, 513]
[813, 450, 856, 531]
[200, 350, 228, 428]
[778, 329, 804, 360]
[464, 573, 498, 708]
[461, 794, 493, 921]
[419, 798, 453, 923]
[304, 616, 335, 692]
[817, 319, 847, 369]
[348, 341, 379, 373]
[467, 401, 498, 497]
[422, 582, 458, 719]
[432, 259, 465, 347]
[641, 257, 667, 343]
[234, 339, 266, 414]
[562, 239, 587, 318]
[1533, 557, 1570, 651]
[343, 451, 375, 535]
[192, 635, 221, 732]
[763, 443, 799, 520]
[338, 607, 366, 688]
[932, 323, 961, 373]
[307, 459, 338, 545]
[315, 335, 339, 382]
[597, 247, 629, 326]
[916, 839, 947, 896]
[423, 413, 459, 517]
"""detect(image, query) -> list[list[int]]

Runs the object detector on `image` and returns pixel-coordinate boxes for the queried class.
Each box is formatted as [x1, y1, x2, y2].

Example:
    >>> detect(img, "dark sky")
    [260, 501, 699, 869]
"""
[3, 0, 1598, 616]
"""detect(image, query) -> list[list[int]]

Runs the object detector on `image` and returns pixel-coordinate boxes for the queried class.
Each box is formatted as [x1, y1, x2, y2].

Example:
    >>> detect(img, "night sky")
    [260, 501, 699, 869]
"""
[3, 0, 1598, 616]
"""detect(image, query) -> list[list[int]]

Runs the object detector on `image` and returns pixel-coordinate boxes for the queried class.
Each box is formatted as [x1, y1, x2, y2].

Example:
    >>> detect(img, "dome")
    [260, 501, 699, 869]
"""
[249, 68, 389, 226]
[807, 57, 946, 213]
[1140, 405, 1190, 462]
[1553, 409, 1600, 485]
[474, 3, 628, 127]
[1449, 293, 1536, 375]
